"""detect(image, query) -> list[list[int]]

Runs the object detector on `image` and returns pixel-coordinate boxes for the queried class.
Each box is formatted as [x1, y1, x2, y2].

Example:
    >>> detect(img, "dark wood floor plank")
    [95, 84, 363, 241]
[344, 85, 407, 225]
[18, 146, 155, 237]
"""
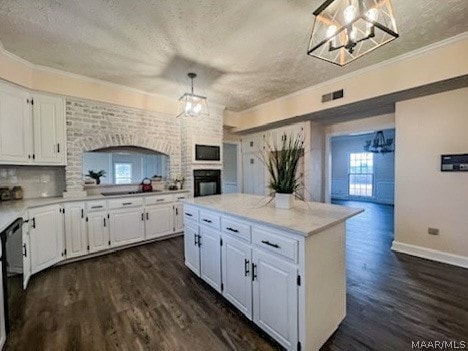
[5, 201, 468, 350]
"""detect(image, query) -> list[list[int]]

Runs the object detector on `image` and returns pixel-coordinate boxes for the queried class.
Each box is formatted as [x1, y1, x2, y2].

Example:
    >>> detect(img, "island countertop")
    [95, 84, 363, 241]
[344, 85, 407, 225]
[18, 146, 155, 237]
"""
[181, 193, 363, 237]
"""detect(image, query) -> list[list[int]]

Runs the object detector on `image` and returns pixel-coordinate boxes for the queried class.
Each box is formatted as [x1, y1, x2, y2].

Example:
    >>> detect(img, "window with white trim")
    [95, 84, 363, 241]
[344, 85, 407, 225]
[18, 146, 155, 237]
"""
[349, 152, 373, 197]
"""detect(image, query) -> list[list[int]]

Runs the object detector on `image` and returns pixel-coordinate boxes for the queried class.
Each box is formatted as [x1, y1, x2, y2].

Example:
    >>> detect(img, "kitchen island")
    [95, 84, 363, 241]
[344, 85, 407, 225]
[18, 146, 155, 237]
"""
[181, 193, 363, 351]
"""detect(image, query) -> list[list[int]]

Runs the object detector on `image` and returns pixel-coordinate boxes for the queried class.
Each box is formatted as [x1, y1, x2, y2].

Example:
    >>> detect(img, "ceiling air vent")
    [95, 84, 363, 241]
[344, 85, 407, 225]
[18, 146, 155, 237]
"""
[321, 89, 344, 103]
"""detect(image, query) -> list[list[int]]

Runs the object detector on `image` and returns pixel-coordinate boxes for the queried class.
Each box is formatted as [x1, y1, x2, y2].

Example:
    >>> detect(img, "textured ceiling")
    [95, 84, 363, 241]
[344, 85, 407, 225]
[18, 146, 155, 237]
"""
[0, 0, 467, 111]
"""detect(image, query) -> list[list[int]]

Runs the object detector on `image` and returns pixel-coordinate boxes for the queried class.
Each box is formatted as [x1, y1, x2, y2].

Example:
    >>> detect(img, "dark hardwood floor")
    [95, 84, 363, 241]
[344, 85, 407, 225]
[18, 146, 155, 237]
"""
[5, 201, 468, 350]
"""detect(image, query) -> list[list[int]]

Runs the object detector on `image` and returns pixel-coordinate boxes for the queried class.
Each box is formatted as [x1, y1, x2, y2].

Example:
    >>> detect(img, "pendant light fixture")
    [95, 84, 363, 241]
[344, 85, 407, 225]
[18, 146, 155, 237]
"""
[307, 0, 399, 66]
[364, 130, 394, 153]
[176, 73, 209, 118]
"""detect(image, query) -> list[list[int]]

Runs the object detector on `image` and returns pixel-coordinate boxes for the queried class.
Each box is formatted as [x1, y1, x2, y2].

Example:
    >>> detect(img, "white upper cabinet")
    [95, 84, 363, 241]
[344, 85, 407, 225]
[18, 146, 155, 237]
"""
[32, 93, 66, 165]
[64, 202, 88, 259]
[0, 82, 66, 166]
[0, 83, 32, 164]
[29, 204, 65, 275]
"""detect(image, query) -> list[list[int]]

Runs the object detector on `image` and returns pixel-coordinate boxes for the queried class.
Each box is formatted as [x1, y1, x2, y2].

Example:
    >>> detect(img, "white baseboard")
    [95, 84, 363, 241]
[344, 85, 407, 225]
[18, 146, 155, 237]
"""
[391, 241, 468, 269]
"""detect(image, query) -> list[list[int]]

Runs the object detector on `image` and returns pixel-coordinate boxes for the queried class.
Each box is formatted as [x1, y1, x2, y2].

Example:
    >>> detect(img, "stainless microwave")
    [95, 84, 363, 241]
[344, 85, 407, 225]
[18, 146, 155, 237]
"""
[195, 144, 221, 161]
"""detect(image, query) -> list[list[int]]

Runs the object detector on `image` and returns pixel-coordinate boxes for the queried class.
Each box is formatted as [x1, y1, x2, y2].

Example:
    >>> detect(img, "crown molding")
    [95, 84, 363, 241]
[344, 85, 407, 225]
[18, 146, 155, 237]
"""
[0, 44, 178, 106]
[237, 32, 468, 115]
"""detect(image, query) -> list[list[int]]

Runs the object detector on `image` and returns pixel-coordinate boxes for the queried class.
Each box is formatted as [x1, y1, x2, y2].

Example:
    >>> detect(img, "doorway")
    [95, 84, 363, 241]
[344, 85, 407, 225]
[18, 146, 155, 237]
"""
[222, 142, 241, 193]
[329, 129, 395, 205]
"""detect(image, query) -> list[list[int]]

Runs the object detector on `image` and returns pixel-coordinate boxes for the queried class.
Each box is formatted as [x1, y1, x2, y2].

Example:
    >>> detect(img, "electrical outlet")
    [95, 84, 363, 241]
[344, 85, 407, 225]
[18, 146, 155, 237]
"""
[428, 227, 439, 235]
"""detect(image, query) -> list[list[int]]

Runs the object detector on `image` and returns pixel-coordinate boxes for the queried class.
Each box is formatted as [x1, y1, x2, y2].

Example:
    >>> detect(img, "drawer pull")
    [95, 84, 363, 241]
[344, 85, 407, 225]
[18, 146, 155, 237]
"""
[156, 199, 165, 202]
[202, 219, 212, 223]
[91, 205, 103, 209]
[122, 202, 132, 206]
[226, 227, 239, 233]
[261, 240, 280, 249]
[185, 213, 193, 217]
[244, 259, 250, 276]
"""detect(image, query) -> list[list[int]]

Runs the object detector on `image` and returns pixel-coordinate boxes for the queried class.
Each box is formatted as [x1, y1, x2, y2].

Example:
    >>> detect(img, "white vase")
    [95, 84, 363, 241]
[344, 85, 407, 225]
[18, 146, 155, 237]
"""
[275, 193, 295, 209]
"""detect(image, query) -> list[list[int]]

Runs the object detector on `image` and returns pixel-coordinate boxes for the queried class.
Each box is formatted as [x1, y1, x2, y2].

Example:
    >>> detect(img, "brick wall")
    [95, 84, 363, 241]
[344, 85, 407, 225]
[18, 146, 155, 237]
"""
[65, 98, 223, 196]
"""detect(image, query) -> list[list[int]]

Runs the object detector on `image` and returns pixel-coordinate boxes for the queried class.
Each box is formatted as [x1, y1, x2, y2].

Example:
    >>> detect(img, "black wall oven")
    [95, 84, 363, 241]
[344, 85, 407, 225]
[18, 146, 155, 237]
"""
[195, 144, 221, 162]
[193, 170, 221, 197]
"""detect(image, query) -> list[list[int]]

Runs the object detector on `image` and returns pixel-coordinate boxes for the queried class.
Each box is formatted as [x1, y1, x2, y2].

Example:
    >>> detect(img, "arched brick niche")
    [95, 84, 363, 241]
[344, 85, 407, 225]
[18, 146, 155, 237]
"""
[65, 99, 182, 193]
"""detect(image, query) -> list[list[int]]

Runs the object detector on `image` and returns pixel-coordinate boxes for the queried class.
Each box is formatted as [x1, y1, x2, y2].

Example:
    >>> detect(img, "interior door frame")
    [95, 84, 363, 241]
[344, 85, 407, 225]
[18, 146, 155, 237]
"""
[223, 141, 242, 193]
[324, 117, 395, 203]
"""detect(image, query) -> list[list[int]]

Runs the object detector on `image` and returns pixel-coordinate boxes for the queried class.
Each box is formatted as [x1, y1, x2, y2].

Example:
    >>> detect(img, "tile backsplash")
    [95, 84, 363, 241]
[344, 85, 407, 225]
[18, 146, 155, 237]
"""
[0, 166, 66, 199]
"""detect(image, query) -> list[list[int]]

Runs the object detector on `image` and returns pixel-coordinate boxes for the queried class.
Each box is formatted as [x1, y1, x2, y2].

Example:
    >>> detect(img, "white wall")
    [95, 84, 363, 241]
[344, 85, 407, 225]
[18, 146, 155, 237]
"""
[394, 87, 468, 264]
[331, 130, 395, 204]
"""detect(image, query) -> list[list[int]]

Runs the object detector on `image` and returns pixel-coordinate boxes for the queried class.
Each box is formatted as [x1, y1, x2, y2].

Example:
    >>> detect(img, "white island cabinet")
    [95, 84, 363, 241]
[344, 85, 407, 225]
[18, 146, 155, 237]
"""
[182, 193, 362, 351]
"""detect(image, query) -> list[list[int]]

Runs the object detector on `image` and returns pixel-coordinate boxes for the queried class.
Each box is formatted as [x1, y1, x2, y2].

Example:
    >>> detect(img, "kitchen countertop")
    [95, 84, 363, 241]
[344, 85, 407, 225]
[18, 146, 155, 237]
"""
[0, 189, 189, 233]
[182, 193, 363, 237]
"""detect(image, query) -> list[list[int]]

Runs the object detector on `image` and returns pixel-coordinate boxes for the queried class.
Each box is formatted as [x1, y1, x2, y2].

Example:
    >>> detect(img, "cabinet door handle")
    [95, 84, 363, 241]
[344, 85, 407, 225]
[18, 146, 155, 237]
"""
[103, 218, 106, 227]
[261, 240, 280, 249]
[185, 213, 193, 217]
[252, 263, 257, 281]
[194, 233, 198, 246]
[226, 227, 239, 233]
[22, 244, 27, 257]
[146, 212, 149, 220]
[175, 208, 178, 215]
[141, 213, 144, 221]
[244, 259, 250, 276]
[202, 219, 212, 223]
[32, 218, 36, 229]
[197, 234, 201, 247]
[81, 209, 84, 218]
[57, 143, 60, 153]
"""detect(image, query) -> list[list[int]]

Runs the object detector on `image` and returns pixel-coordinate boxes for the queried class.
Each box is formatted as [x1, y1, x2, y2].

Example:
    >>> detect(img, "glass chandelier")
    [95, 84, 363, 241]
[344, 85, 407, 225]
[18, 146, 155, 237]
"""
[307, 0, 398, 66]
[364, 130, 394, 153]
[177, 73, 209, 118]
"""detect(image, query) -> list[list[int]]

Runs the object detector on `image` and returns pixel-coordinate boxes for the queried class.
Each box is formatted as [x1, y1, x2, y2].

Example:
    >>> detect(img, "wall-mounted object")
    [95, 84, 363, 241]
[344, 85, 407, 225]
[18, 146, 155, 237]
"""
[441, 154, 468, 172]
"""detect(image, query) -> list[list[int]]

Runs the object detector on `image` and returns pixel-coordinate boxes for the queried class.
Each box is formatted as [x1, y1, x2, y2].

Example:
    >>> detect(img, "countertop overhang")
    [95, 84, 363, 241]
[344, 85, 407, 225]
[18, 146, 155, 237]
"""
[181, 193, 363, 237]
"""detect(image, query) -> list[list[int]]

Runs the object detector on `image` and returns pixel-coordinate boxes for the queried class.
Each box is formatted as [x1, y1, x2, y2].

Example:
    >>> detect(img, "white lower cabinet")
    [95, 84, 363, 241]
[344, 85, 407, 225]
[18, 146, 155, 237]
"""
[222, 234, 253, 319]
[184, 208, 301, 351]
[252, 249, 298, 350]
[145, 204, 174, 239]
[184, 220, 200, 275]
[87, 211, 110, 253]
[199, 226, 222, 292]
[109, 207, 145, 247]
[64, 202, 87, 258]
[29, 204, 65, 275]
[22, 220, 31, 289]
